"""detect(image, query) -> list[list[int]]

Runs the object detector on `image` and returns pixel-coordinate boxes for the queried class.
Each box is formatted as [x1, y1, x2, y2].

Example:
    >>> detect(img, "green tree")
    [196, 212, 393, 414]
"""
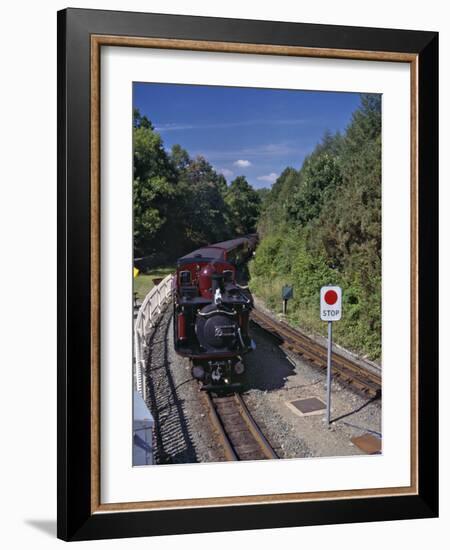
[172, 152, 232, 246]
[133, 110, 181, 257]
[133, 110, 262, 263]
[288, 138, 343, 226]
[170, 144, 190, 173]
[225, 176, 261, 235]
[257, 168, 299, 237]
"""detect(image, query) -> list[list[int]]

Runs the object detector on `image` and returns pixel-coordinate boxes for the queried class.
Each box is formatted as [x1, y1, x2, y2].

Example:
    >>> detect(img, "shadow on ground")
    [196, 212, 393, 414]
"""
[241, 321, 296, 391]
[25, 519, 56, 537]
[144, 307, 198, 465]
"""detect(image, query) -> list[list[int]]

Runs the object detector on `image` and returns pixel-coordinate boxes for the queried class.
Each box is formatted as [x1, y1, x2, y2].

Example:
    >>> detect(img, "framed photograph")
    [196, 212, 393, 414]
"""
[57, 8, 438, 541]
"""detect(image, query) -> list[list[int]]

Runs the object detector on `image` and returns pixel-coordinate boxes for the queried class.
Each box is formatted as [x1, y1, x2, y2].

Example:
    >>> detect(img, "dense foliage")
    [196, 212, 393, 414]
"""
[251, 95, 382, 360]
[133, 109, 261, 261]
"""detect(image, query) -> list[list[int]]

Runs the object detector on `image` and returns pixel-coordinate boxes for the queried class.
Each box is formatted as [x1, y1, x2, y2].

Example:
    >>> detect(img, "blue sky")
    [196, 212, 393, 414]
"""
[133, 83, 362, 189]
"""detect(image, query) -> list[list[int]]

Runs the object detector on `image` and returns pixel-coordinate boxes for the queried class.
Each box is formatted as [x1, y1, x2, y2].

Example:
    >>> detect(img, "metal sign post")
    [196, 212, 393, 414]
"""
[326, 321, 332, 425]
[320, 286, 342, 426]
[282, 285, 293, 315]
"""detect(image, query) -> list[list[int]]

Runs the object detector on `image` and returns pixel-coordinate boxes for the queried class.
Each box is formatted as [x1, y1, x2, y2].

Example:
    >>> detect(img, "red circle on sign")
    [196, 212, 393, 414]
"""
[324, 290, 338, 305]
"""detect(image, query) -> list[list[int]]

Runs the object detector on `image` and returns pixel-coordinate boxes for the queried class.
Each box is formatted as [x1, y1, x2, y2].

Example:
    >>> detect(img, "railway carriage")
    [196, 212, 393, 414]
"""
[173, 236, 256, 389]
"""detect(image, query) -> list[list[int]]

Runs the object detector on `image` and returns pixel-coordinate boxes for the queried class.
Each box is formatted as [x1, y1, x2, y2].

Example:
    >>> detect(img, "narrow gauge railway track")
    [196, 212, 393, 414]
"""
[251, 307, 381, 398]
[203, 392, 278, 461]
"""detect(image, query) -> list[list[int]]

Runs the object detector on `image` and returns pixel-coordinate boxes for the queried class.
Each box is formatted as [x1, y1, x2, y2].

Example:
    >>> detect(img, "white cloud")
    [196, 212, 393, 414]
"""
[218, 168, 234, 178]
[233, 159, 252, 168]
[257, 173, 279, 184]
[154, 119, 307, 132]
[261, 143, 293, 155]
[194, 142, 305, 162]
[155, 123, 196, 131]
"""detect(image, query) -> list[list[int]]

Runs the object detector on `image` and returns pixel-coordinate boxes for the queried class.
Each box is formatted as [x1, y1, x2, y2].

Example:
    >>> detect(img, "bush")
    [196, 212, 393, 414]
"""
[249, 229, 381, 361]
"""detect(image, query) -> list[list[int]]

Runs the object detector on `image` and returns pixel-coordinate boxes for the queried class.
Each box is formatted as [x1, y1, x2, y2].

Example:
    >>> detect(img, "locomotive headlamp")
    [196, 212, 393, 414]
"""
[192, 365, 205, 380]
[234, 361, 245, 375]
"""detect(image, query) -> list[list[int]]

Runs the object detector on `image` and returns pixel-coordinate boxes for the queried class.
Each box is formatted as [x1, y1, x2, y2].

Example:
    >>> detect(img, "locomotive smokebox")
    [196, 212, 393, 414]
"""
[196, 304, 238, 352]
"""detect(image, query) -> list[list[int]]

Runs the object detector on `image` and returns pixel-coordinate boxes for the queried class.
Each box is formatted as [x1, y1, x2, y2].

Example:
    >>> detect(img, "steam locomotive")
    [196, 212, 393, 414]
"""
[173, 236, 257, 389]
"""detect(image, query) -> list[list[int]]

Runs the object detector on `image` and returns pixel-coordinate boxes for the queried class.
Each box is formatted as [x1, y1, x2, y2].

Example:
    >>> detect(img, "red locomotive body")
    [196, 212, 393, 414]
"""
[173, 237, 256, 388]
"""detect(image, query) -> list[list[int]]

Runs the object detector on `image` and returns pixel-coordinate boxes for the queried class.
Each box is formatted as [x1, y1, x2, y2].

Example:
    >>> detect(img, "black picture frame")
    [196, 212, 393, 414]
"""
[57, 8, 438, 541]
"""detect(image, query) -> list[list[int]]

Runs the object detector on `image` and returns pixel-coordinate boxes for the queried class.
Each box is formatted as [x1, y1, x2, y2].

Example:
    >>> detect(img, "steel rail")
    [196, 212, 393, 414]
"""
[203, 391, 278, 461]
[251, 307, 381, 398]
[233, 394, 278, 460]
[203, 392, 238, 461]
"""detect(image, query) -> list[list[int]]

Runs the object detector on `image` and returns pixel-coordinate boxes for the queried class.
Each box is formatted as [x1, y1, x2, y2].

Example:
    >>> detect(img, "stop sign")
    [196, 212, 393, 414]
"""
[324, 289, 338, 305]
[320, 286, 342, 321]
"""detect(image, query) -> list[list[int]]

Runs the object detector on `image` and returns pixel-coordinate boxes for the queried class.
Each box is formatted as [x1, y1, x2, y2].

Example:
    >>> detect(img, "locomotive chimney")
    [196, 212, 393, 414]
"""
[211, 272, 225, 295]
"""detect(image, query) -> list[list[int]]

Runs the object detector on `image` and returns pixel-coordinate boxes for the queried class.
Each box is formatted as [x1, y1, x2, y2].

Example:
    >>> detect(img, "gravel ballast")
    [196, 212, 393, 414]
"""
[242, 321, 382, 459]
[144, 305, 226, 464]
[143, 302, 382, 464]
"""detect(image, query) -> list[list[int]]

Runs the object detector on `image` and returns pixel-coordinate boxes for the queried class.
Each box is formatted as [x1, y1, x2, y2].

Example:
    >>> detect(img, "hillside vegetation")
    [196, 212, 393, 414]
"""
[250, 95, 381, 360]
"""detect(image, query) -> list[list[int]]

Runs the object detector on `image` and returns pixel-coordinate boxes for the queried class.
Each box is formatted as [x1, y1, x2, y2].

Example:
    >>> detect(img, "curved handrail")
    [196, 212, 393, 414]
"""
[134, 274, 173, 399]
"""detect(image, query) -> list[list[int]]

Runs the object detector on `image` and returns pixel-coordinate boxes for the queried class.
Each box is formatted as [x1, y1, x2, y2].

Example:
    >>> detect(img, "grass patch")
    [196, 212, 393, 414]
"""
[133, 266, 174, 302]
